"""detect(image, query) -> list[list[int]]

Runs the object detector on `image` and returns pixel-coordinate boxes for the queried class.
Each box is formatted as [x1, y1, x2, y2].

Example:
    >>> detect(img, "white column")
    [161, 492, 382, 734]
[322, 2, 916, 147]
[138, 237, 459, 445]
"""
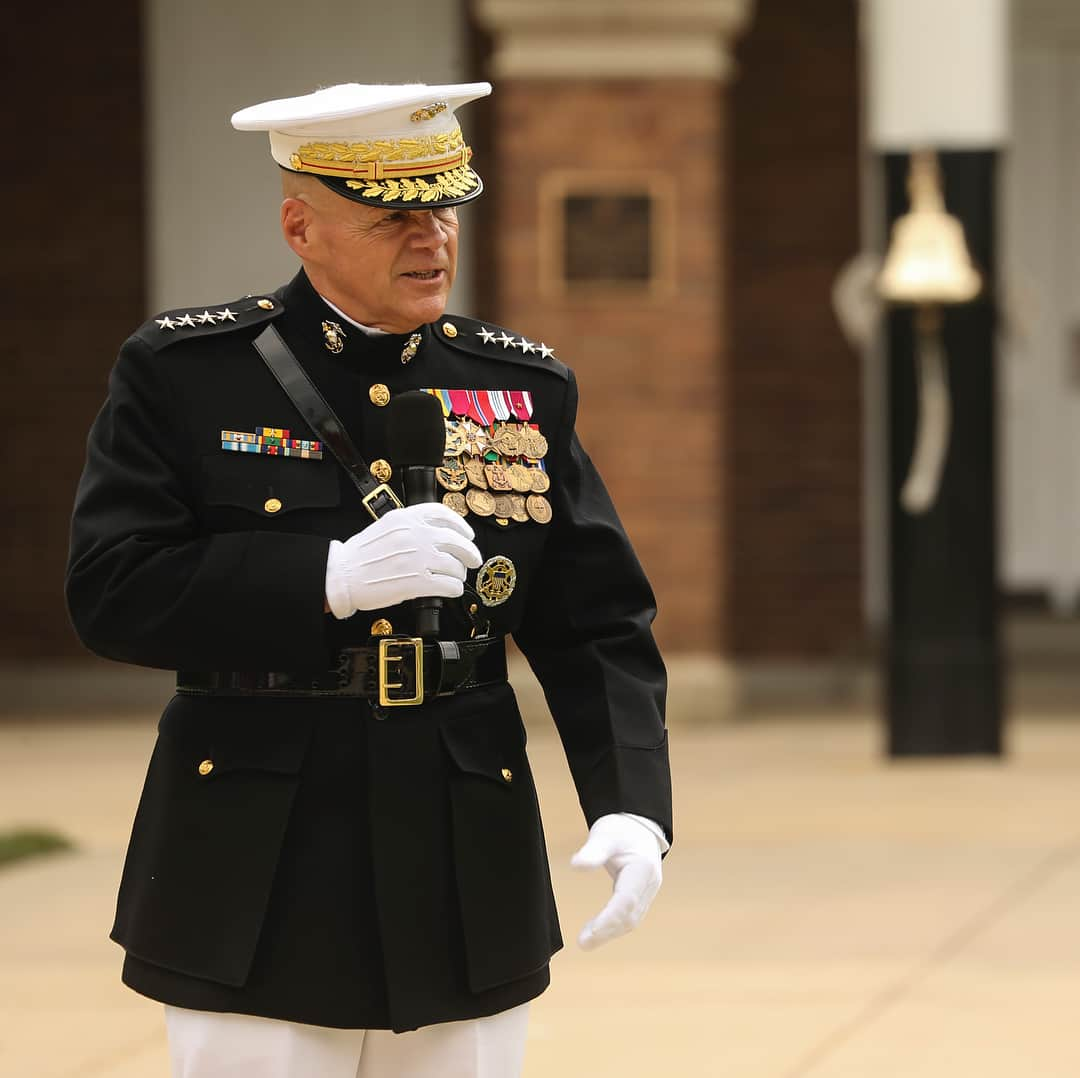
[864, 0, 1009, 148]
[475, 0, 755, 79]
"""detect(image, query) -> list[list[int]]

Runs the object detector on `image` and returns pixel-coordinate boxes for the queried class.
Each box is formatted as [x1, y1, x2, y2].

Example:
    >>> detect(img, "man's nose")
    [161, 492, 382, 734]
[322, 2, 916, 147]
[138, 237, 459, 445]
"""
[408, 211, 449, 246]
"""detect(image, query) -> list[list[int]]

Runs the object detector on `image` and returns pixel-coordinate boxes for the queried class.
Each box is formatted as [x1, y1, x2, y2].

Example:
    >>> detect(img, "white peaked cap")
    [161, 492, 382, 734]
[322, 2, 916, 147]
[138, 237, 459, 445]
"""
[231, 82, 492, 208]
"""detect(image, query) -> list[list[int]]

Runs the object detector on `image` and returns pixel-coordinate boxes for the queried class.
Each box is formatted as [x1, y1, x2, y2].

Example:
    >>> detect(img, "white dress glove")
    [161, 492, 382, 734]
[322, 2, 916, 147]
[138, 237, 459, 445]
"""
[325, 503, 483, 619]
[571, 813, 666, 950]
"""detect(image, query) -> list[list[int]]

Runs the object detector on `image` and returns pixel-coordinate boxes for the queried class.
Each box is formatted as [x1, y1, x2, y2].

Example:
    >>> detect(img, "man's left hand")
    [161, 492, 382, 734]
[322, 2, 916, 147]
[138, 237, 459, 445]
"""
[571, 814, 664, 950]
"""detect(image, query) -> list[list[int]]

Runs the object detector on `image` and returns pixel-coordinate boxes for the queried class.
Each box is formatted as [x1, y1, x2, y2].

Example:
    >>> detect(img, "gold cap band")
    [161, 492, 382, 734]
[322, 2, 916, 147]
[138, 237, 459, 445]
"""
[288, 145, 472, 181]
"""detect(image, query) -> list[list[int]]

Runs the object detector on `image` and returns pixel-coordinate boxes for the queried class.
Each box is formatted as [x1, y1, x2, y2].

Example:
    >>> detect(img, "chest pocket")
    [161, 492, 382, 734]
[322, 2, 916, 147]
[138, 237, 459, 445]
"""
[201, 453, 341, 518]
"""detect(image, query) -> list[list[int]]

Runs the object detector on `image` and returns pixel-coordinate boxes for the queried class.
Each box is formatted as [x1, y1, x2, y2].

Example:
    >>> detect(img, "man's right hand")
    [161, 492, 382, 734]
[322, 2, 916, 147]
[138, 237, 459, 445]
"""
[324, 504, 483, 620]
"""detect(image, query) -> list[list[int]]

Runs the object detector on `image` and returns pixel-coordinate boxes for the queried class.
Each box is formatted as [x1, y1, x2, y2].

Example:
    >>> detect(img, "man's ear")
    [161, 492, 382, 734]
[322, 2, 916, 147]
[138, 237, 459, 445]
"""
[281, 198, 313, 257]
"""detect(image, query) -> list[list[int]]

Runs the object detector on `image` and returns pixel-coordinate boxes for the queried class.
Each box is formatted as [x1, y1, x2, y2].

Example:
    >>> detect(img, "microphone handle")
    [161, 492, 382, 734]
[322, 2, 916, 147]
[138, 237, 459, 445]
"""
[402, 466, 442, 639]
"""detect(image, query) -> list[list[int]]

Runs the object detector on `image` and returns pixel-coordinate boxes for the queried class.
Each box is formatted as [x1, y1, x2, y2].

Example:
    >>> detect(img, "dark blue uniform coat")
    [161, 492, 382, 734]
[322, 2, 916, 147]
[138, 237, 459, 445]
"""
[66, 270, 671, 1032]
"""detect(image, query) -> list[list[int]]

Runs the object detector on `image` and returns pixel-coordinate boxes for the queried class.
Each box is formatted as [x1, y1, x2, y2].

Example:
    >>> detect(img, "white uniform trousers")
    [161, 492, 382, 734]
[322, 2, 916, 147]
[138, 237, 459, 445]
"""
[164, 1002, 530, 1078]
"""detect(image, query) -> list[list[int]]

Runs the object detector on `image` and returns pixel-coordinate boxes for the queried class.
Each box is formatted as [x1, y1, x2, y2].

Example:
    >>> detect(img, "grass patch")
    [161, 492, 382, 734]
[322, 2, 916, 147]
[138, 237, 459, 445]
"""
[0, 828, 74, 869]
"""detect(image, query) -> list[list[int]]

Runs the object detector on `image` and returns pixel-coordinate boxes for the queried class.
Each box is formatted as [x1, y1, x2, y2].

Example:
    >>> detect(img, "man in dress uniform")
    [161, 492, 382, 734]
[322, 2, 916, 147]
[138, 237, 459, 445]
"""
[66, 82, 671, 1077]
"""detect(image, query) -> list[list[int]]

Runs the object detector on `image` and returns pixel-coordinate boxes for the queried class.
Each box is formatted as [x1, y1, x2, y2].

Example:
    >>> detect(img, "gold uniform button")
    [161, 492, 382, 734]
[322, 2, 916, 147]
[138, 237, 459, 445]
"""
[442, 321, 458, 338]
[370, 459, 392, 483]
[501, 768, 513, 784]
[369, 384, 391, 407]
[257, 299, 274, 310]
[198, 759, 214, 777]
[264, 497, 283, 514]
[370, 618, 394, 637]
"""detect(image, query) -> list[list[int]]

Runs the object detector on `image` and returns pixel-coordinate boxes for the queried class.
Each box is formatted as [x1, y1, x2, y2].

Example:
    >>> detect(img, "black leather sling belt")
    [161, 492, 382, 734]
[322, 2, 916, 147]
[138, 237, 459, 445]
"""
[206, 327, 503, 707]
[253, 324, 401, 520]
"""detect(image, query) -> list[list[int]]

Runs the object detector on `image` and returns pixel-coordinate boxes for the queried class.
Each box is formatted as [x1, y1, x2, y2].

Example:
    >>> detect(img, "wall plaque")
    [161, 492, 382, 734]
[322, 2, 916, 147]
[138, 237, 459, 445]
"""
[539, 171, 676, 298]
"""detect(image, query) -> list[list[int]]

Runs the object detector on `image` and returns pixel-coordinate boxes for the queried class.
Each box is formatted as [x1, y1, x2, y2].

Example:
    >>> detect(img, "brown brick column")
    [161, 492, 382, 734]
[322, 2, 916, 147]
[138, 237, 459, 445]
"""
[474, 0, 754, 657]
[3, 4, 145, 661]
[729, 1, 862, 662]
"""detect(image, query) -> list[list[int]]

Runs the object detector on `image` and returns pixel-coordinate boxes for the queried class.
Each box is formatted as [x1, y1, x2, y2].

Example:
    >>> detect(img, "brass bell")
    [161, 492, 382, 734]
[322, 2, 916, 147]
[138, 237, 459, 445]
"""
[878, 150, 981, 305]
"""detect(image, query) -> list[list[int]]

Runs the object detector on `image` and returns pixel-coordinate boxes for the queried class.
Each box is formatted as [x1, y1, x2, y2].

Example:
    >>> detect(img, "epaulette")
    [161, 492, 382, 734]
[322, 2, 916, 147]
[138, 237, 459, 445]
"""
[433, 315, 569, 381]
[135, 294, 284, 351]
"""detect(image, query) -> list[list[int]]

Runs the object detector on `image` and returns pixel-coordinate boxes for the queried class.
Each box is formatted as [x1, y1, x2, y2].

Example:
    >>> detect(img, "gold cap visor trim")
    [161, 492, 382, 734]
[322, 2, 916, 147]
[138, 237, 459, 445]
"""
[290, 145, 472, 181]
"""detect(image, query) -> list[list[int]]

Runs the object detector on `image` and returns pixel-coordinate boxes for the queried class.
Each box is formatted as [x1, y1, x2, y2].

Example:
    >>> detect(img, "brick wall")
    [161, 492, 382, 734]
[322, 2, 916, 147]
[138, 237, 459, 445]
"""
[2, 4, 145, 659]
[487, 80, 728, 653]
[728, 0, 863, 658]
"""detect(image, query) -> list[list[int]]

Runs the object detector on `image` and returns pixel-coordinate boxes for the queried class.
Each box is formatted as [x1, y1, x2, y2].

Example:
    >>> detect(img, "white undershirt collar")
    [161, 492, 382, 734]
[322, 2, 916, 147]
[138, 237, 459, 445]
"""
[319, 294, 389, 338]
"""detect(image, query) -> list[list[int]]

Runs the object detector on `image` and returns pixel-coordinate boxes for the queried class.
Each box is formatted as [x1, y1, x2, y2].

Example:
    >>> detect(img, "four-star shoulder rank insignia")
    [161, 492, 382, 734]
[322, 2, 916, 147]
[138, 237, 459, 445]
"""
[154, 304, 252, 330]
[433, 317, 567, 381]
[142, 296, 281, 350]
[467, 326, 555, 359]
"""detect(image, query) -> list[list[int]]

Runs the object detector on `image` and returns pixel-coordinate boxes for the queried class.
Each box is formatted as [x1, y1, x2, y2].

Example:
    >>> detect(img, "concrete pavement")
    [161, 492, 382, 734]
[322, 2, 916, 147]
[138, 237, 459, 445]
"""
[2, 710, 1080, 1077]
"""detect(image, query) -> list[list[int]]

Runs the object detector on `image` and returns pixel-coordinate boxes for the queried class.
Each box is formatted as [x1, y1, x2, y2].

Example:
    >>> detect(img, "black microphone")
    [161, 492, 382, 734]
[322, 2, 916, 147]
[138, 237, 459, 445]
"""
[386, 390, 449, 639]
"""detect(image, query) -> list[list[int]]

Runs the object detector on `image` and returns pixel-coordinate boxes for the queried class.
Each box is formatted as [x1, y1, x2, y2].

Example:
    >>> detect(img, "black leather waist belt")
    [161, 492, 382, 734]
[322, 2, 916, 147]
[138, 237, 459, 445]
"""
[177, 637, 506, 707]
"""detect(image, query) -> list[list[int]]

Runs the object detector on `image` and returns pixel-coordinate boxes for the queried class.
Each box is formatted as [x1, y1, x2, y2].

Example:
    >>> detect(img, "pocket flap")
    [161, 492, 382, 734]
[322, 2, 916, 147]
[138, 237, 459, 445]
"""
[202, 453, 341, 516]
[440, 711, 523, 787]
[161, 695, 314, 778]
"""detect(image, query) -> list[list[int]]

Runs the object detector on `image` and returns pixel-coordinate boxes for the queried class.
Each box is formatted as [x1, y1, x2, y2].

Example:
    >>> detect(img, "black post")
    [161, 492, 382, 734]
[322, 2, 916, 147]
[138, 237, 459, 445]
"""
[885, 150, 1003, 756]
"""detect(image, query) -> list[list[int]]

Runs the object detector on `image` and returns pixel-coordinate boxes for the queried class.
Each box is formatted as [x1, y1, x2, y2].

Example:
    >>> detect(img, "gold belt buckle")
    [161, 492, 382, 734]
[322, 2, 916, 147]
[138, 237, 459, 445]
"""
[377, 637, 424, 706]
[362, 482, 404, 521]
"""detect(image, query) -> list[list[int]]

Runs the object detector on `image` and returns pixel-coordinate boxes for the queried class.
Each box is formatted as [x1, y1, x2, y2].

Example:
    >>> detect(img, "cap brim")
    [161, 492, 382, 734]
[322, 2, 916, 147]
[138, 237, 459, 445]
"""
[311, 165, 484, 210]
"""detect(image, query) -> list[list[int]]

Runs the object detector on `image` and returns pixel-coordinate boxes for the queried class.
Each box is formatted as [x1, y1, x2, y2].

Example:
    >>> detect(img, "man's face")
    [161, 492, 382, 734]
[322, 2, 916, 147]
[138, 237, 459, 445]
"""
[284, 183, 460, 333]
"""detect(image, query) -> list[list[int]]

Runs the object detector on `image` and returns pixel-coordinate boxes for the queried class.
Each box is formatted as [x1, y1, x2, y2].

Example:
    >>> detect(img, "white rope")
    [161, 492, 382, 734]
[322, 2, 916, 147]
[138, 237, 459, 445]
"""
[900, 322, 951, 514]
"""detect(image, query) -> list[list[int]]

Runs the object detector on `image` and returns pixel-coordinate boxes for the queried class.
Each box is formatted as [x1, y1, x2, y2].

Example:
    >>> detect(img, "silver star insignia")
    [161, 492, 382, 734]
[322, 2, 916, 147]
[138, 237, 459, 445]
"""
[175, 313, 197, 328]
[538, 343, 556, 360]
[196, 310, 217, 325]
[522, 340, 538, 355]
[496, 332, 515, 348]
[512, 338, 529, 351]
[477, 327, 497, 344]
[216, 308, 237, 322]
[155, 316, 177, 331]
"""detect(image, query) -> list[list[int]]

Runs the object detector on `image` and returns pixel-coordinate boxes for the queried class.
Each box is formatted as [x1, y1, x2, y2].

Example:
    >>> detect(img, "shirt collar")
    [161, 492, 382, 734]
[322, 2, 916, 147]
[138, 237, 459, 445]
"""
[318, 294, 390, 337]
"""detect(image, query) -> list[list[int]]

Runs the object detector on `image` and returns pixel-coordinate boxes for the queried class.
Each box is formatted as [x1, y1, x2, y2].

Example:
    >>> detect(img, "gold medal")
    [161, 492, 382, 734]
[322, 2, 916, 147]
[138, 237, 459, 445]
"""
[484, 462, 513, 491]
[510, 494, 529, 523]
[436, 459, 468, 492]
[463, 456, 488, 489]
[442, 491, 468, 517]
[519, 426, 548, 459]
[462, 420, 489, 457]
[529, 468, 551, 493]
[492, 423, 524, 457]
[466, 488, 496, 517]
[476, 555, 517, 607]
[444, 420, 467, 457]
[493, 494, 515, 519]
[507, 463, 533, 493]
[525, 493, 552, 524]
